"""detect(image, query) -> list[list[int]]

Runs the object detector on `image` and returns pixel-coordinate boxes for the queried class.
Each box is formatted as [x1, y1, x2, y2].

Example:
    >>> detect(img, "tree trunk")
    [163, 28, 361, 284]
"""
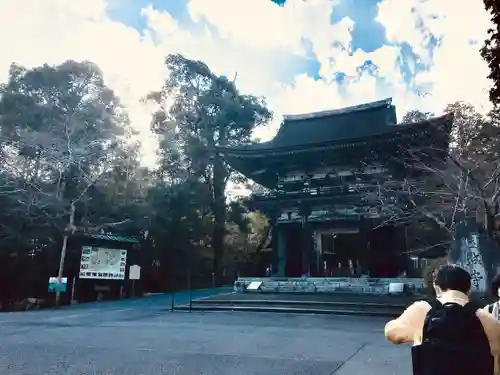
[212, 154, 226, 285]
[26, 155, 41, 216]
[55, 201, 75, 306]
[256, 224, 272, 253]
[211, 124, 227, 285]
[484, 205, 496, 240]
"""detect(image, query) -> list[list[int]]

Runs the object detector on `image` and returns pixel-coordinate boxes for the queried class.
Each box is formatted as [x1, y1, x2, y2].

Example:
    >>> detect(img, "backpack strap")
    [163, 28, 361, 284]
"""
[463, 301, 480, 315]
[488, 303, 494, 314]
[423, 299, 444, 330]
[428, 299, 442, 309]
[432, 299, 477, 312]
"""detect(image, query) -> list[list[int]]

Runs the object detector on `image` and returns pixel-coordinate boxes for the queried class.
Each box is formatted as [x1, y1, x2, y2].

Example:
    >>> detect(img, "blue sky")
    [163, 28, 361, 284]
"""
[108, 0, 191, 31]
[108, 0, 390, 83]
[101, 0, 489, 122]
[330, 0, 386, 52]
[0, 0, 493, 165]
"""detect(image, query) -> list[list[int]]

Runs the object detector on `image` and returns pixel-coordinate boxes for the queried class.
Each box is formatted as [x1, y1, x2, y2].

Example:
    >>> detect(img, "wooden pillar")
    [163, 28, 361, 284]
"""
[268, 204, 285, 277]
[313, 231, 322, 277]
[307, 224, 318, 276]
[300, 204, 312, 276]
[301, 218, 309, 276]
[276, 225, 286, 277]
[358, 220, 371, 277]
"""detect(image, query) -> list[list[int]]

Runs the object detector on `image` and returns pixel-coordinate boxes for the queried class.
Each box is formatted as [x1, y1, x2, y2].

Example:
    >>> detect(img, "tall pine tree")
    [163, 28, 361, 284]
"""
[481, 0, 500, 106]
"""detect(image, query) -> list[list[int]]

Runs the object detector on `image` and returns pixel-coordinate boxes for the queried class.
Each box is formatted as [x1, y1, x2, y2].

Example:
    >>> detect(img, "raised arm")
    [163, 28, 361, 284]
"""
[477, 309, 500, 357]
[385, 301, 429, 345]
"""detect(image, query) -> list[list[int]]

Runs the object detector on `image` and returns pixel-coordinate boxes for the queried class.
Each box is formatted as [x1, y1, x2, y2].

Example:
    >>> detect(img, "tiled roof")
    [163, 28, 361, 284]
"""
[282, 98, 393, 121]
[85, 234, 139, 243]
[217, 98, 397, 154]
[216, 106, 453, 188]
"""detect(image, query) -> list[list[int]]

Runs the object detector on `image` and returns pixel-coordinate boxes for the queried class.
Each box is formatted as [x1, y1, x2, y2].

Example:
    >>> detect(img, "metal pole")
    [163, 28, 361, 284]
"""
[132, 280, 135, 298]
[188, 270, 192, 312]
[169, 263, 175, 311]
[70, 276, 76, 304]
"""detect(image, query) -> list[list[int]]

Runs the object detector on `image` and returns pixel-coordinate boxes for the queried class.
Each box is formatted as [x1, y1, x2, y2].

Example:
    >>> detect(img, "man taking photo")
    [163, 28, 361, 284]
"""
[384, 264, 500, 375]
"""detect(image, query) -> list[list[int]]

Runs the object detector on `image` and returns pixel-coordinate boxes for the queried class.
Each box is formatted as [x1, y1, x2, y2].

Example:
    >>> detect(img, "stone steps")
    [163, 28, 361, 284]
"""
[175, 292, 414, 317]
[175, 305, 401, 317]
[234, 277, 426, 295]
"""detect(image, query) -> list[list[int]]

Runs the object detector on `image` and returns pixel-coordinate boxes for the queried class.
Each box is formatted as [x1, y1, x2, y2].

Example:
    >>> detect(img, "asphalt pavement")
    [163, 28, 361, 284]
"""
[0, 290, 412, 375]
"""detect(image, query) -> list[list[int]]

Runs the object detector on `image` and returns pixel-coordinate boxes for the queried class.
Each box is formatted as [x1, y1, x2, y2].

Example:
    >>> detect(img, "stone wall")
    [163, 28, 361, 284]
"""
[234, 277, 426, 295]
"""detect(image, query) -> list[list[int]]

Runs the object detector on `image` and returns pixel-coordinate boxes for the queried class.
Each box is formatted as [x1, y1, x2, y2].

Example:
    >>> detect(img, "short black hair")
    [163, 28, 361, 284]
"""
[490, 273, 500, 298]
[434, 264, 471, 294]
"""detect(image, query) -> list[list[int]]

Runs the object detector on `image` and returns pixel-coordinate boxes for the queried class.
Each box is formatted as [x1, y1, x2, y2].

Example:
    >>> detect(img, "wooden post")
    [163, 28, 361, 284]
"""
[55, 235, 69, 306]
[55, 202, 75, 306]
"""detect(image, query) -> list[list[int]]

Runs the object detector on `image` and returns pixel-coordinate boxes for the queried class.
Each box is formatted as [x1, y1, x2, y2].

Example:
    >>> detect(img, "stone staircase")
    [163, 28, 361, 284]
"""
[233, 277, 426, 295]
[173, 278, 426, 317]
[176, 292, 417, 317]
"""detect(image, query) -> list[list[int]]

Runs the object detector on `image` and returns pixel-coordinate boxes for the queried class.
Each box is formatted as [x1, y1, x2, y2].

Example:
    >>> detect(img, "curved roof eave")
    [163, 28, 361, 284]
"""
[282, 98, 393, 121]
[217, 113, 453, 157]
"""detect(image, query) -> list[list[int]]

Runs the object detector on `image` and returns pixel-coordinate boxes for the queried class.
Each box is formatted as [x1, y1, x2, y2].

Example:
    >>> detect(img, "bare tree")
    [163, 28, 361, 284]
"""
[0, 61, 133, 304]
[401, 109, 434, 124]
[361, 102, 500, 289]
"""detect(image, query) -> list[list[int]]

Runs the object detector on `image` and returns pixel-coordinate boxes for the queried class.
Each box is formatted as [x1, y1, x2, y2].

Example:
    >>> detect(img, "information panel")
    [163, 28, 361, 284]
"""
[79, 246, 127, 280]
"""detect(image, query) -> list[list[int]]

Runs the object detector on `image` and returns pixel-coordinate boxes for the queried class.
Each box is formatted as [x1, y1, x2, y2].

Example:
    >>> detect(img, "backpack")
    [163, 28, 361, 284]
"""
[412, 300, 493, 375]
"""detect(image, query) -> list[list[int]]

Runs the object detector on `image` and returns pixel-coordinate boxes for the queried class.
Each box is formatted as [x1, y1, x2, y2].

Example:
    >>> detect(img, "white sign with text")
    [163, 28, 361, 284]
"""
[129, 264, 141, 280]
[79, 246, 127, 280]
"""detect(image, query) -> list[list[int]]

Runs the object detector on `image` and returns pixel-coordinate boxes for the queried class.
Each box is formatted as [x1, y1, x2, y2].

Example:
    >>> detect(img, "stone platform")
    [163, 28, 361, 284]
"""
[234, 277, 427, 296]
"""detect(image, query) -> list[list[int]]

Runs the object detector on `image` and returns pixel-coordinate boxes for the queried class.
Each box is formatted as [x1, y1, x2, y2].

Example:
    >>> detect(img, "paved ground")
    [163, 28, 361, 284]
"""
[0, 290, 412, 375]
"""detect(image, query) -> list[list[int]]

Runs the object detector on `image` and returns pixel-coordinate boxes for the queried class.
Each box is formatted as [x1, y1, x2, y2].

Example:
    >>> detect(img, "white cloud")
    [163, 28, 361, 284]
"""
[187, 0, 302, 54]
[0, 0, 166, 166]
[0, 0, 494, 169]
[142, 0, 357, 140]
[377, 0, 492, 114]
[376, 0, 434, 63]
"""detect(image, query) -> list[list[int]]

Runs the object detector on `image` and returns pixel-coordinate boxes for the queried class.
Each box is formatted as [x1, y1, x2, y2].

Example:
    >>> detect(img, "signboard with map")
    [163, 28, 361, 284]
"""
[79, 246, 127, 280]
